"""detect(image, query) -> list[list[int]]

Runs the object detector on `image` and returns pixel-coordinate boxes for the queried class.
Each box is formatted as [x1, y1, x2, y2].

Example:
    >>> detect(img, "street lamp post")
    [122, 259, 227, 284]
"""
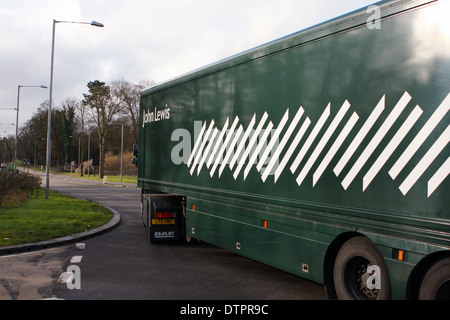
[15, 85, 48, 171]
[45, 19, 104, 199]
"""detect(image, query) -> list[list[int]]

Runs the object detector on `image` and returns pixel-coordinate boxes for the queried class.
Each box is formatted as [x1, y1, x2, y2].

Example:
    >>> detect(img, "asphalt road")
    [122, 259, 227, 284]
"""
[1, 172, 328, 301]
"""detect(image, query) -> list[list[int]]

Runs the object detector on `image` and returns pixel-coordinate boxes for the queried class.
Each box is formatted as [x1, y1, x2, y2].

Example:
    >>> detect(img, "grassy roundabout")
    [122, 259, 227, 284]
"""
[0, 189, 112, 247]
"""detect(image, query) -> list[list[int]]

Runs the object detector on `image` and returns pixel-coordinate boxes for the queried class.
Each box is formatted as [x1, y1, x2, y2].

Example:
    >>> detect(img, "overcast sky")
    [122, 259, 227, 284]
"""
[0, 0, 376, 136]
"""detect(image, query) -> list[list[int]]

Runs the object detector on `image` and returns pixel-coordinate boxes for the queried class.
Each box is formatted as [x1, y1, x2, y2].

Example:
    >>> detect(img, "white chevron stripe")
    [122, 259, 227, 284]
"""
[389, 92, 450, 180]
[207, 117, 229, 168]
[244, 121, 274, 180]
[363, 105, 423, 190]
[341, 91, 411, 190]
[313, 111, 359, 186]
[187, 91, 449, 197]
[262, 106, 304, 182]
[275, 117, 311, 183]
[210, 116, 239, 177]
[187, 121, 206, 167]
[257, 109, 289, 172]
[219, 125, 243, 177]
[230, 114, 256, 170]
[399, 124, 450, 195]
[290, 103, 330, 174]
[428, 156, 450, 197]
[197, 128, 218, 175]
[234, 112, 268, 180]
[297, 100, 350, 186]
[190, 120, 214, 175]
[334, 95, 385, 177]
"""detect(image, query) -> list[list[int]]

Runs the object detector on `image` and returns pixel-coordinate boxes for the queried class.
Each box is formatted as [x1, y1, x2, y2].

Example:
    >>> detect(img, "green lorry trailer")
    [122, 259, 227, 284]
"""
[136, 0, 449, 299]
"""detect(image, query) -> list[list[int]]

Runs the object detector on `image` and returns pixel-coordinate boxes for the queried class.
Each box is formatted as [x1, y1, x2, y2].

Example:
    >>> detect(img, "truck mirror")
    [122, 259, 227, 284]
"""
[133, 144, 139, 157]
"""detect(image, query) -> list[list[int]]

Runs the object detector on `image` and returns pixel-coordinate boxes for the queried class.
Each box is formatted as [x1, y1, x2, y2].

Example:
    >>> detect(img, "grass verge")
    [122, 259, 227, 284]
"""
[0, 189, 113, 247]
[60, 172, 137, 184]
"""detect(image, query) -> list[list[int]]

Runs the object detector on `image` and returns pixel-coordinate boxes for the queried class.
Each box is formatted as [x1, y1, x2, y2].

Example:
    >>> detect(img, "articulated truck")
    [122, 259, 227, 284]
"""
[135, 0, 449, 299]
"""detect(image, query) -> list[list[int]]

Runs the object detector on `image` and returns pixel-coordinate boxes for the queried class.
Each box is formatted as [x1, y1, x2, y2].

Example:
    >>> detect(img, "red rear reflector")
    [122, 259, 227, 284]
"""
[155, 212, 175, 219]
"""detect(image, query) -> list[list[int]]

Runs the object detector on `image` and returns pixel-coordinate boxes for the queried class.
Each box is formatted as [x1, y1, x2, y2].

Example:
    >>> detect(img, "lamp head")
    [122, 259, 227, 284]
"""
[91, 21, 104, 27]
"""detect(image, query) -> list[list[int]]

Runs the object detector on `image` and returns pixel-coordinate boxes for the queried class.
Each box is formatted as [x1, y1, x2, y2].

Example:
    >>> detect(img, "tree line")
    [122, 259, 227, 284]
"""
[1, 78, 153, 178]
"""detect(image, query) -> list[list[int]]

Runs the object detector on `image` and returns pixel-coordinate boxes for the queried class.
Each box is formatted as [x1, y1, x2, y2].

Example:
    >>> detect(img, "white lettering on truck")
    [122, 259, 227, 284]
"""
[142, 106, 170, 127]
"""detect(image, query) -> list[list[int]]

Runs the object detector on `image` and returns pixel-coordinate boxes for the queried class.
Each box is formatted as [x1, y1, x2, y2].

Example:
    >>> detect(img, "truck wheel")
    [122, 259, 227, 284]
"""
[419, 257, 450, 300]
[333, 236, 391, 300]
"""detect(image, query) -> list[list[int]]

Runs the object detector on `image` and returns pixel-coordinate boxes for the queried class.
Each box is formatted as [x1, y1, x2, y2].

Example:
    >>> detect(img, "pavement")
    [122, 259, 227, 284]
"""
[0, 170, 133, 256]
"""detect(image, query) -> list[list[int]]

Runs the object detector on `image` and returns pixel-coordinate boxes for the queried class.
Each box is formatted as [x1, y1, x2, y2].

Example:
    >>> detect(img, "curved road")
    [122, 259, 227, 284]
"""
[1, 172, 327, 301]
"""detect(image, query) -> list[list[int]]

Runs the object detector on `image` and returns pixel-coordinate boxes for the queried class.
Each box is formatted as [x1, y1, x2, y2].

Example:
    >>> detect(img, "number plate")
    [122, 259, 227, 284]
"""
[152, 219, 175, 225]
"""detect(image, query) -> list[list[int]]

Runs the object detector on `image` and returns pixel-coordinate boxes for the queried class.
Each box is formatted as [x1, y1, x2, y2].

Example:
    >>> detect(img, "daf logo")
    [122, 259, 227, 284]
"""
[154, 231, 175, 238]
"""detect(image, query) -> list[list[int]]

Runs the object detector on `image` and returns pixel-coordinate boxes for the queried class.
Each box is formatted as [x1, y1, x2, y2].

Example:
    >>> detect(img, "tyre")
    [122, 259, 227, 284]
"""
[419, 257, 450, 300]
[333, 236, 391, 300]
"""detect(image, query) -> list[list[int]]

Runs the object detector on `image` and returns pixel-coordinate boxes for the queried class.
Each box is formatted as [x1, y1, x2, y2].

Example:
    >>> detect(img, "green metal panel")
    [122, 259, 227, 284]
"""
[138, 0, 450, 298]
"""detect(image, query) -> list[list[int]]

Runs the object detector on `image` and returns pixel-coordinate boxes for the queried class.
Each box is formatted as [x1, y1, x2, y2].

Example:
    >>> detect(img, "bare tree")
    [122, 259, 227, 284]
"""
[111, 78, 153, 142]
[83, 80, 123, 178]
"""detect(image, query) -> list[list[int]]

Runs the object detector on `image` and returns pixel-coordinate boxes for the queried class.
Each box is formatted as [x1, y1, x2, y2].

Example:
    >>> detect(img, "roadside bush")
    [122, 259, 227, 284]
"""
[0, 172, 16, 207]
[104, 151, 137, 175]
[0, 172, 41, 208]
[74, 151, 137, 176]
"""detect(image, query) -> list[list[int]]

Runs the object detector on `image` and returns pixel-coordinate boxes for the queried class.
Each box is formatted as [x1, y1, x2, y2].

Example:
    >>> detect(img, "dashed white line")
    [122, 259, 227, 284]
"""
[70, 255, 83, 263]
